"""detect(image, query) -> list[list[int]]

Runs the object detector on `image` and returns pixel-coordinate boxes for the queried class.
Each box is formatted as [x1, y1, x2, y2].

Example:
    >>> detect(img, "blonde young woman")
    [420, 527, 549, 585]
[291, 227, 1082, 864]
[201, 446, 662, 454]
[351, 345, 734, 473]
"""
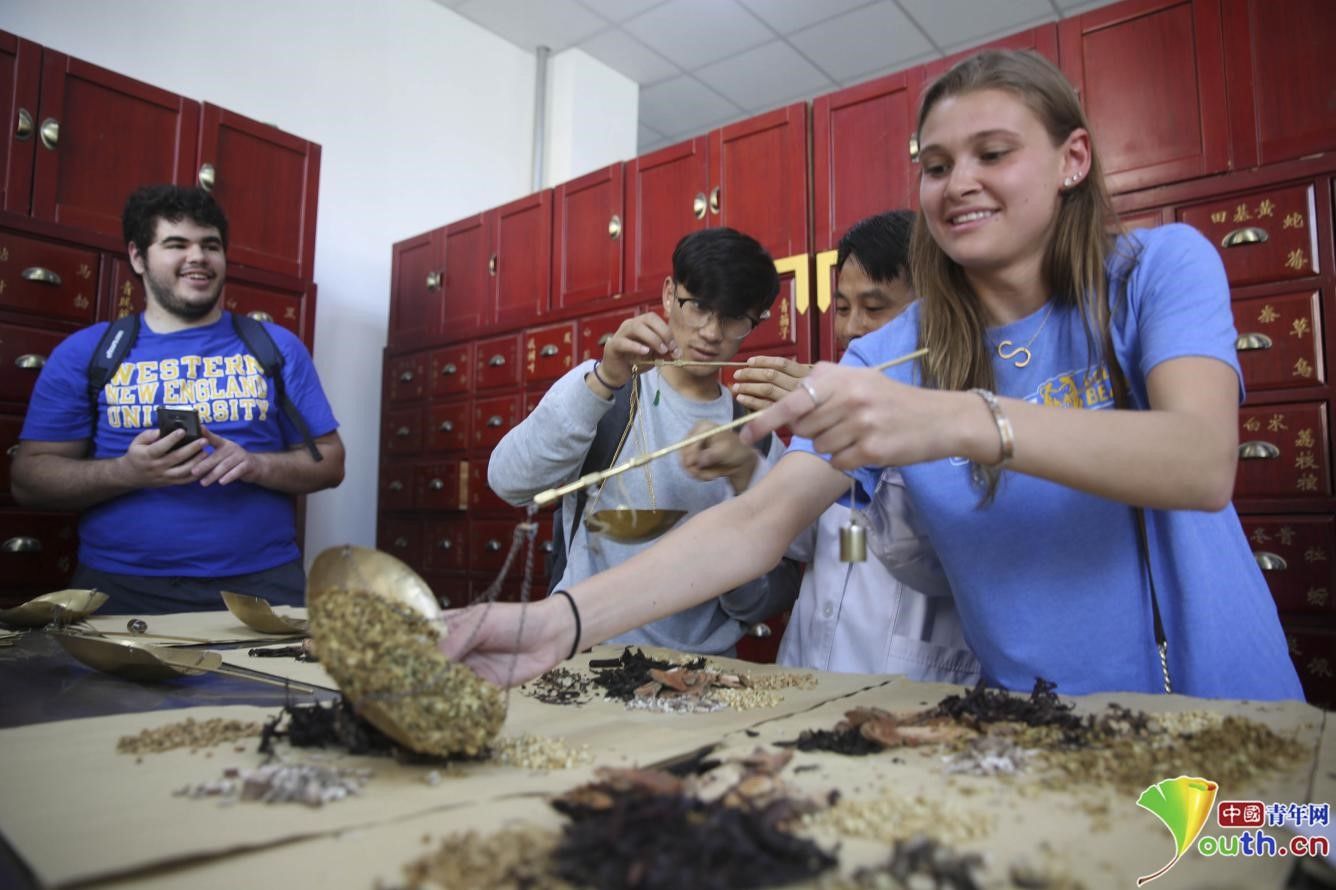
[444, 50, 1303, 702]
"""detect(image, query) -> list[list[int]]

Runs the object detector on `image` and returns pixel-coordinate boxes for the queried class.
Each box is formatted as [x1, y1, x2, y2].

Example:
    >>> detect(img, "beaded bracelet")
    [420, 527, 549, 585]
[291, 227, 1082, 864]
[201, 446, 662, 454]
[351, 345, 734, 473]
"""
[591, 361, 626, 392]
[552, 590, 582, 660]
[970, 388, 1015, 467]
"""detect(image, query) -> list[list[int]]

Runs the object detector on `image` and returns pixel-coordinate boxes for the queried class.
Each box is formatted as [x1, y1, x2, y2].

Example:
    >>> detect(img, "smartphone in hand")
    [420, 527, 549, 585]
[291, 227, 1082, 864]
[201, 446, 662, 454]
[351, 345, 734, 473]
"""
[157, 407, 202, 451]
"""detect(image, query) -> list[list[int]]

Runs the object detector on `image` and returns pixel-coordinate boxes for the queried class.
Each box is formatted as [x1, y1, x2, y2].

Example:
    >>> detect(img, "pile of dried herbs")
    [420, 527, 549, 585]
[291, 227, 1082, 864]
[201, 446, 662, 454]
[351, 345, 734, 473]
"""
[259, 698, 401, 758]
[778, 707, 946, 756]
[589, 648, 705, 701]
[549, 753, 837, 890]
[522, 666, 596, 705]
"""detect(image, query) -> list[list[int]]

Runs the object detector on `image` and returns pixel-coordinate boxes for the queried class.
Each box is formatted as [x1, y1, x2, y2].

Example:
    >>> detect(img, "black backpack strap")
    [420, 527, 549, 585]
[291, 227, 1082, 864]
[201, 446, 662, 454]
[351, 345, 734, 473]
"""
[86, 314, 140, 445]
[231, 313, 322, 462]
[547, 375, 638, 593]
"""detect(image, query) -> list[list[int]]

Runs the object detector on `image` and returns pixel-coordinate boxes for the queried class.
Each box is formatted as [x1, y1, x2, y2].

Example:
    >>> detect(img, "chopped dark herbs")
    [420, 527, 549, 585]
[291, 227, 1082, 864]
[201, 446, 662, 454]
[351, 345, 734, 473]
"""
[778, 707, 941, 755]
[588, 647, 705, 701]
[522, 666, 595, 705]
[778, 726, 884, 756]
[550, 762, 836, 890]
[259, 698, 399, 757]
[825, 836, 986, 890]
[934, 678, 1084, 736]
[259, 698, 487, 765]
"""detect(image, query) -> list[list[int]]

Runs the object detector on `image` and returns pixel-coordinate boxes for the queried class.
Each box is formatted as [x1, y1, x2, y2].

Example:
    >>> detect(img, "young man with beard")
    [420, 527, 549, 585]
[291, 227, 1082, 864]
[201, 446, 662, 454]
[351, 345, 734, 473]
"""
[12, 185, 344, 613]
[488, 227, 799, 656]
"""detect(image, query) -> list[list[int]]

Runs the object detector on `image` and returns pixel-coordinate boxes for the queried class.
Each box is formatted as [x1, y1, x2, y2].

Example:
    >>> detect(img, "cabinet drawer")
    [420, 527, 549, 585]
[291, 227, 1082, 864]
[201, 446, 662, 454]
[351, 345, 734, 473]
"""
[525, 321, 576, 384]
[578, 306, 635, 363]
[222, 281, 304, 339]
[0, 414, 20, 501]
[1231, 290, 1324, 390]
[424, 517, 468, 573]
[426, 399, 470, 453]
[378, 461, 414, 512]
[522, 385, 549, 421]
[1283, 625, 1335, 709]
[380, 406, 423, 457]
[0, 511, 78, 588]
[1178, 184, 1318, 288]
[420, 573, 468, 609]
[0, 230, 98, 323]
[0, 323, 65, 403]
[470, 518, 517, 574]
[416, 461, 467, 511]
[430, 344, 472, 397]
[468, 454, 516, 515]
[1241, 516, 1334, 614]
[1235, 402, 1329, 499]
[376, 517, 423, 572]
[474, 334, 520, 391]
[472, 394, 519, 450]
[385, 353, 426, 404]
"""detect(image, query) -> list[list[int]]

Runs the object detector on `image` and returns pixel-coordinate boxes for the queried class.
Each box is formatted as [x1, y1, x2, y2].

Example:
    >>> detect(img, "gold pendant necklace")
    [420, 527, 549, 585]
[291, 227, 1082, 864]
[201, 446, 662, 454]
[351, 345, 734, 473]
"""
[993, 302, 1055, 369]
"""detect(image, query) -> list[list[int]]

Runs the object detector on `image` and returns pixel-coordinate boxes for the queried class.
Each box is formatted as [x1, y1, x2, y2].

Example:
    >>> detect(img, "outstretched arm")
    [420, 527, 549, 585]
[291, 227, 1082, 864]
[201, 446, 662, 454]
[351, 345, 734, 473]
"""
[443, 450, 849, 684]
[744, 355, 1239, 512]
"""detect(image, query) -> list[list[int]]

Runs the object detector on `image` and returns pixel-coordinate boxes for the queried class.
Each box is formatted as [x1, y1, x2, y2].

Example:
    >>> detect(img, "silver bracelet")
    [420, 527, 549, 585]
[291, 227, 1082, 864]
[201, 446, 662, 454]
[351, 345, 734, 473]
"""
[970, 388, 1014, 467]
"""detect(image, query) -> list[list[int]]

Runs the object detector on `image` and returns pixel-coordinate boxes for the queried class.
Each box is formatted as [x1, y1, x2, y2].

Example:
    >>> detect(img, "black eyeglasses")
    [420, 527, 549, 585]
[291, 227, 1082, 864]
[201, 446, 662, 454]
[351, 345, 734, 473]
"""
[673, 296, 768, 340]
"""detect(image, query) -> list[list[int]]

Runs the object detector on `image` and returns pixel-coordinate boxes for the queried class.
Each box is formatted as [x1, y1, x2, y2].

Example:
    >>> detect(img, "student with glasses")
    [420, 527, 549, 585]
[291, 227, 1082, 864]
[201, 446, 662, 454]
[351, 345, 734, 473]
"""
[487, 227, 800, 657]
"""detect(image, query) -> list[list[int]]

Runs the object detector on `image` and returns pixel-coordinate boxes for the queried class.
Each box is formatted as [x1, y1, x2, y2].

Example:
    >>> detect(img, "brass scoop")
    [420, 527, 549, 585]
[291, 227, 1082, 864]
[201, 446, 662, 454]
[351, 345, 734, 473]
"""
[534, 348, 929, 509]
[584, 507, 686, 542]
[221, 590, 309, 635]
[0, 589, 108, 628]
[51, 631, 322, 691]
[305, 546, 506, 756]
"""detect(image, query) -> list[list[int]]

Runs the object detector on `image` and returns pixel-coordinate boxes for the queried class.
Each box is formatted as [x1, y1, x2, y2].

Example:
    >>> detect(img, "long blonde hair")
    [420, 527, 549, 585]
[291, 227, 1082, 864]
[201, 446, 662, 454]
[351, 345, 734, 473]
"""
[909, 50, 1127, 497]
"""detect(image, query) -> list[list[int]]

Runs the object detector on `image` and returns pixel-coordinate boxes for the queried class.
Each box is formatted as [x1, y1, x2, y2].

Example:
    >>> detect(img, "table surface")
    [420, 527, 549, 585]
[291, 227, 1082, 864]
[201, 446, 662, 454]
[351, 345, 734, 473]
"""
[0, 614, 1332, 890]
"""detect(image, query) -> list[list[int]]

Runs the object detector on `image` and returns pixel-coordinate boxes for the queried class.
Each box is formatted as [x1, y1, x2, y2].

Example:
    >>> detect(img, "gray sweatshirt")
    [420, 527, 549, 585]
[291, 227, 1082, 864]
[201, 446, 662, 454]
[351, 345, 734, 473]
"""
[488, 359, 796, 655]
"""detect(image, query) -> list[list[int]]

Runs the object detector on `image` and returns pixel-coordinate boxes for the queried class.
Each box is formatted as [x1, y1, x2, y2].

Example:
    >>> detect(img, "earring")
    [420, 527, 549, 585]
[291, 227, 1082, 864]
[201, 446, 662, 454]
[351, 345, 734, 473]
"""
[1063, 176, 1073, 187]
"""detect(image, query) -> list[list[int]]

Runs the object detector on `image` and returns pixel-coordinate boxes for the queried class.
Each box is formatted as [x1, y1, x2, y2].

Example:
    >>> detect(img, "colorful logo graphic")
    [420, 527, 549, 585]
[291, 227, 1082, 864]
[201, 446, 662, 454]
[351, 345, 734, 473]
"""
[1135, 775, 1219, 885]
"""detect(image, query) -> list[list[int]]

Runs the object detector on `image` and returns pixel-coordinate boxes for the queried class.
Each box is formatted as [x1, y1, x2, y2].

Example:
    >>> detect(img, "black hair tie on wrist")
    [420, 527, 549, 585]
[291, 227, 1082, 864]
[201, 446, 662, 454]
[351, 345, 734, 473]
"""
[591, 361, 626, 392]
[553, 590, 582, 660]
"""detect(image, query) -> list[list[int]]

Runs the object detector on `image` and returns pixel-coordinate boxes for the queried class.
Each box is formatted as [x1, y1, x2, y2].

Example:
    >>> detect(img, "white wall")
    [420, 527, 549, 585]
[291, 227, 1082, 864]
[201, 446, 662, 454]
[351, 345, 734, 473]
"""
[544, 48, 638, 187]
[0, 0, 562, 560]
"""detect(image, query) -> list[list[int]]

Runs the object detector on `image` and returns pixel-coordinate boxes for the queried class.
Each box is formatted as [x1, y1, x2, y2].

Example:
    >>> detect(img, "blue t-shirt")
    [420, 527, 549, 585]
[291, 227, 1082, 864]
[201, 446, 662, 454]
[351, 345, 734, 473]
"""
[20, 313, 339, 577]
[791, 224, 1303, 701]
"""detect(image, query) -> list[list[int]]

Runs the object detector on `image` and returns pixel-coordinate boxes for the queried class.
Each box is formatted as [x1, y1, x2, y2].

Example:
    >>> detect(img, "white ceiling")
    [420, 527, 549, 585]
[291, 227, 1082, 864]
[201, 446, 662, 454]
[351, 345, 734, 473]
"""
[434, 0, 1122, 155]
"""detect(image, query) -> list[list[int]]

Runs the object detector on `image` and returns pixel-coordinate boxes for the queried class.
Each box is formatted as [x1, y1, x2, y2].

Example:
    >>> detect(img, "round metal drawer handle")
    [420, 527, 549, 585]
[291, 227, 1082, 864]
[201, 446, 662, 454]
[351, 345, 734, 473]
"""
[387, 480, 404, 492]
[486, 415, 503, 428]
[198, 163, 216, 191]
[1238, 441, 1280, 460]
[488, 354, 506, 367]
[1221, 226, 1269, 249]
[1234, 332, 1273, 352]
[428, 478, 445, 491]
[426, 270, 442, 291]
[20, 266, 61, 286]
[16, 354, 47, 370]
[439, 420, 454, 433]
[2, 537, 42, 553]
[1253, 551, 1287, 572]
[399, 370, 415, 383]
[393, 537, 408, 549]
[247, 311, 274, 323]
[540, 344, 559, 357]
[395, 426, 412, 438]
[485, 539, 502, 552]
[442, 363, 458, 376]
[437, 539, 453, 551]
[541, 541, 554, 554]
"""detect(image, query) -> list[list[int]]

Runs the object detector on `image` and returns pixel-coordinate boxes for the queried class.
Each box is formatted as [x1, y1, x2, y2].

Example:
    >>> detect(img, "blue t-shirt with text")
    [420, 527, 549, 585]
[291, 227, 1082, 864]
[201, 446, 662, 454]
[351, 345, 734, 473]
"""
[21, 313, 339, 577]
